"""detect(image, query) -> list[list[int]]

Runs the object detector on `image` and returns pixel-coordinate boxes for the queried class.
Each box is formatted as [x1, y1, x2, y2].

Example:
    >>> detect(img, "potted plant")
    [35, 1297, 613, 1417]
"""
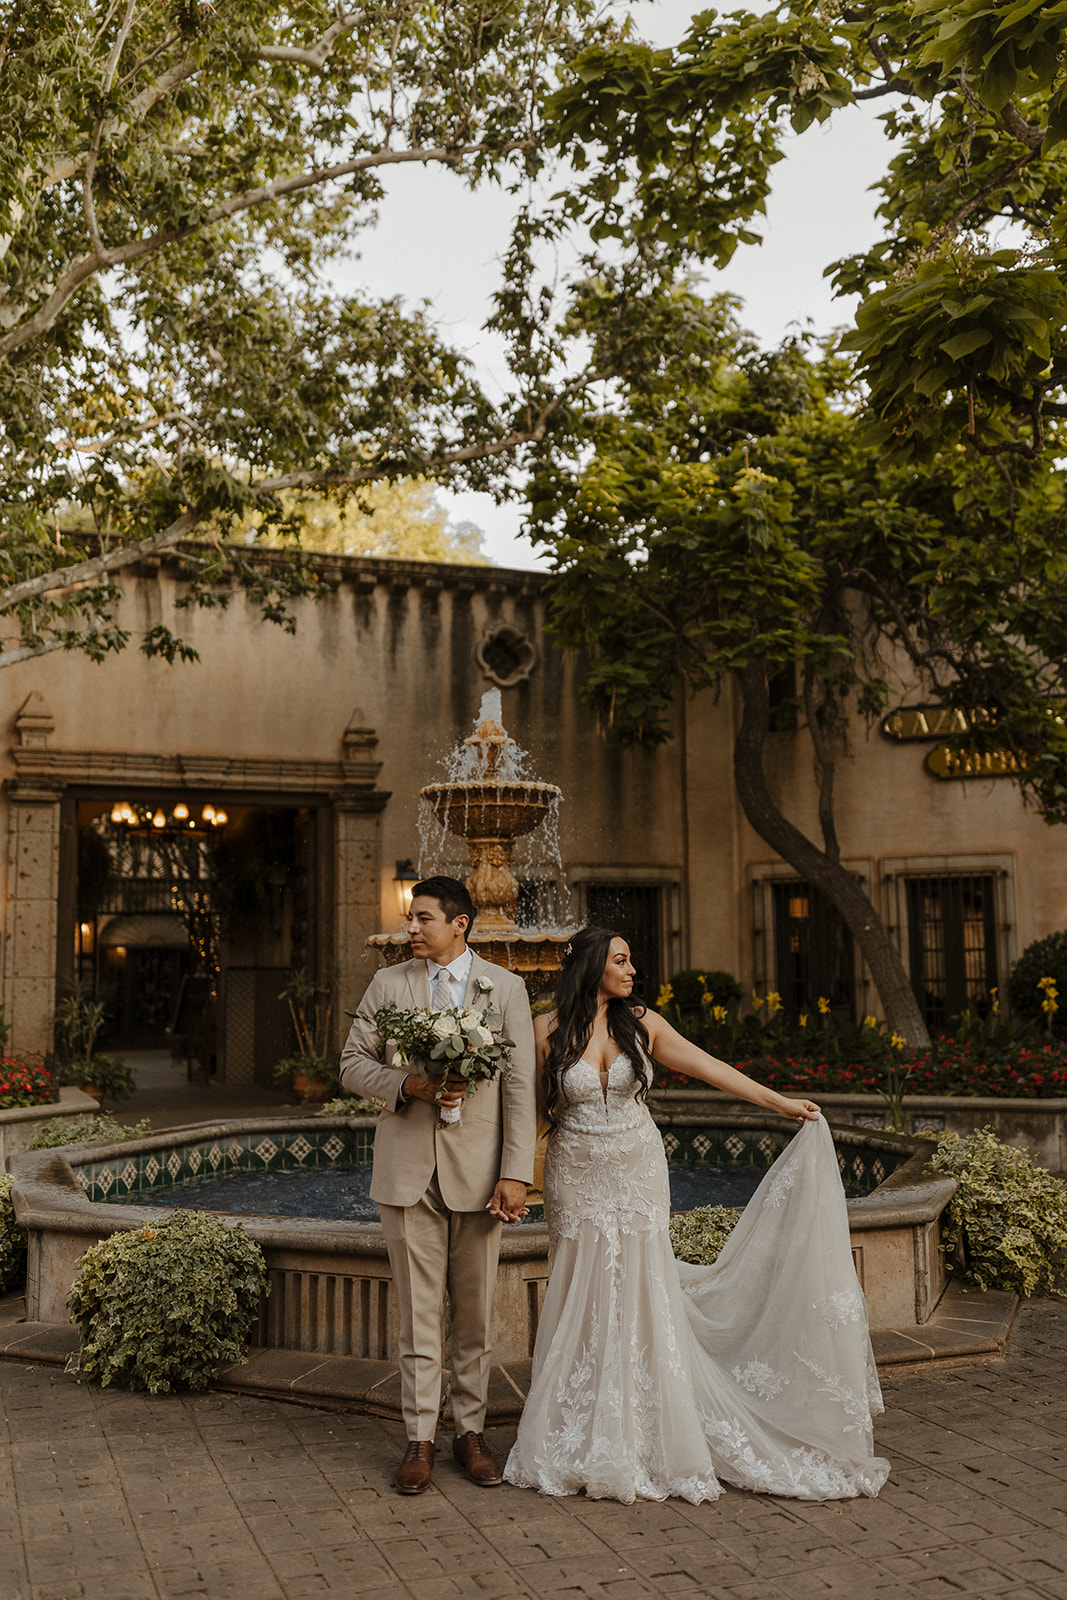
[274, 968, 340, 1104]
[54, 980, 135, 1106]
[59, 1053, 136, 1105]
[272, 1051, 340, 1105]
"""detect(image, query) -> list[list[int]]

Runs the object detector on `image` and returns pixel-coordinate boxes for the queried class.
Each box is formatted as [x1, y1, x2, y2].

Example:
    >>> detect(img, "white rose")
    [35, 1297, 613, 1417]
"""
[432, 1014, 459, 1040]
[461, 1007, 481, 1028]
[475, 975, 494, 993]
[469, 1022, 494, 1050]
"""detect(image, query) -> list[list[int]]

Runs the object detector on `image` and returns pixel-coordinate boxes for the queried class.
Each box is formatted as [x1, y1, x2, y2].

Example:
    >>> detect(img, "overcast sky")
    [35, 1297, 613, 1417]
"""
[337, 4, 894, 569]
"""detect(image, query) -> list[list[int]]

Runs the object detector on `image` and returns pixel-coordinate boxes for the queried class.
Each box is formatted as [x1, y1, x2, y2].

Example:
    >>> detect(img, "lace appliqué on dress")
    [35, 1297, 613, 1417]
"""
[797, 1355, 870, 1434]
[761, 1150, 801, 1209]
[813, 1287, 866, 1328]
[732, 1360, 789, 1401]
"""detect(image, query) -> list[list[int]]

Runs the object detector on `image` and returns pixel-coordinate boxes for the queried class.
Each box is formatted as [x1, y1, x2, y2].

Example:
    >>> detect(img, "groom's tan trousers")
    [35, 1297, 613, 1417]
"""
[379, 1172, 503, 1440]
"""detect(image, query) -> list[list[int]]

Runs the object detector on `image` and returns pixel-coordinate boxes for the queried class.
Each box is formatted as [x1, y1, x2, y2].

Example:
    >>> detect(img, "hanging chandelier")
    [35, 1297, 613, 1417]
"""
[108, 801, 229, 831]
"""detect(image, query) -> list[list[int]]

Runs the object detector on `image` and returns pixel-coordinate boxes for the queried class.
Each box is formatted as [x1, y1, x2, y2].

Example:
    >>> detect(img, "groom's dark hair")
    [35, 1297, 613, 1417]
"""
[412, 875, 476, 932]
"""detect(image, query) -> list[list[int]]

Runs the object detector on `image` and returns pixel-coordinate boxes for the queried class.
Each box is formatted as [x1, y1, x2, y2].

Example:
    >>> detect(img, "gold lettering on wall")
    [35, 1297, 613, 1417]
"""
[925, 745, 1026, 781]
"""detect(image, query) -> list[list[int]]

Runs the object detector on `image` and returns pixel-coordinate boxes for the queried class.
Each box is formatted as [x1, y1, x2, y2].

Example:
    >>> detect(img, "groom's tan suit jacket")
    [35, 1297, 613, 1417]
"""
[338, 951, 537, 1210]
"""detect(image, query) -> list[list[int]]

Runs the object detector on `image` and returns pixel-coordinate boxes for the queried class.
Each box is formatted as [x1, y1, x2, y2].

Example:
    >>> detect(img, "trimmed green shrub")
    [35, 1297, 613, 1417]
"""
[929, 1127, 1067, 1295]
[315, 1096, 383, 1117]
[668, 1204, 740, 1265]
[1010, 931, 1067, 1041]
[28, 1116, 152, 1151]
[66, 1210, 269, 1393]
[667, 969, 744, 1014]
[0, 1175, 27, 1292]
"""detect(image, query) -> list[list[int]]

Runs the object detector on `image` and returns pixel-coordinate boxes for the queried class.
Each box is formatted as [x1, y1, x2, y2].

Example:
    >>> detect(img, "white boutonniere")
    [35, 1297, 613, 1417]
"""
[474, 975, 494, 994]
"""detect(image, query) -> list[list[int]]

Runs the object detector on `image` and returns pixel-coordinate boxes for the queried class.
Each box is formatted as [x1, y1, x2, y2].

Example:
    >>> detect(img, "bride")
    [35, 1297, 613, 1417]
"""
[503, 927, 891, 1505]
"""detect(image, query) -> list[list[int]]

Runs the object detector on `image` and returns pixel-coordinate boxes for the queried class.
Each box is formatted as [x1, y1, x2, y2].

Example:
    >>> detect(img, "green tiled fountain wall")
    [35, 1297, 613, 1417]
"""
[75, 1125, 375, 1205]
[73, 1122, 904, 1207]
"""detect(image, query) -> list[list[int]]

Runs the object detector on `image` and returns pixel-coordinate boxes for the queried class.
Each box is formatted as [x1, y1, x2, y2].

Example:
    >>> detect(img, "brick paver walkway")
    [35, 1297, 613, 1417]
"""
[2, 1300, 1067, 1600]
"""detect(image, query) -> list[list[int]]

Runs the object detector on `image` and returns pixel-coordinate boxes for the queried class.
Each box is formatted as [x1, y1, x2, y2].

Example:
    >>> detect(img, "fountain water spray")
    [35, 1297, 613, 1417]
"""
[366, 693, 574, 995]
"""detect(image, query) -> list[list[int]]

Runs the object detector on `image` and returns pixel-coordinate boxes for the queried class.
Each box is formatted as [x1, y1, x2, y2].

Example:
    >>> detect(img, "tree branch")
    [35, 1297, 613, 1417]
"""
[931, 144, 1040, 245]
[1001, 99, 1044, 151]
[58, 411, 199, 455]
[0, 511, 201, 609]
[245, 10, 373, 70]
[102, 0, 137, 94]
[0, 396, 563, 608]
[254, 412, 558, 496]
[840, 568, 960, 685]
[854, 32, 914, 100]
[801, 660, 841, 862]
[0, 139, 534, 359]
[0, 637, 72, 671]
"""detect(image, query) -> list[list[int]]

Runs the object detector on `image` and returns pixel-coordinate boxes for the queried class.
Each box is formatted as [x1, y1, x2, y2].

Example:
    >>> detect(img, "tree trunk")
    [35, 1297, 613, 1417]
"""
[733, 665, 931, 1048]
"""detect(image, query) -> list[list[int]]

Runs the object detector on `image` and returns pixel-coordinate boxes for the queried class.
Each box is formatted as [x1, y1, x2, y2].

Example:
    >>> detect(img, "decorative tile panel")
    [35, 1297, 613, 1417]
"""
[77, 1122, 387, 1205]
[660, 1123, 906, 1199]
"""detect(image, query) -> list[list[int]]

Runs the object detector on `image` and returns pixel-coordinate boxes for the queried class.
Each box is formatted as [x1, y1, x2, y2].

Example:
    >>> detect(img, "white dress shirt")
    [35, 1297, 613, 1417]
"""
[428, 947, 473, 1010]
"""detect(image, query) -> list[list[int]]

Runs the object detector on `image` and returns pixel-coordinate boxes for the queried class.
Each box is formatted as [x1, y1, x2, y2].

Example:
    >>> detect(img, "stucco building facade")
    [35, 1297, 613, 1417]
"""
[3, 547, 1065, 1078]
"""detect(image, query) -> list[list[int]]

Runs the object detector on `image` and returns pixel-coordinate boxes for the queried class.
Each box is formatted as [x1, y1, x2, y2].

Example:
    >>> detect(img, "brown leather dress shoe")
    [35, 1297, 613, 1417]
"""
[453, 1431, 503, 1486]
[395, 1440, 436, 1494]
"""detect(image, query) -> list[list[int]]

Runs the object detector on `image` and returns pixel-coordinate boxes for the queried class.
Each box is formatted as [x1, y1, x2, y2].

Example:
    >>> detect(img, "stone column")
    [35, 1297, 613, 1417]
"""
[5, 694, 63, 1055]
[333, 716, 390, 1035]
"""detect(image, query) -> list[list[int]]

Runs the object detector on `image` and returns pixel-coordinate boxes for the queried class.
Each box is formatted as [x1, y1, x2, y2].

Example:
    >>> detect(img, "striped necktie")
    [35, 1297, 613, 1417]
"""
[434, 969, 458, 1011]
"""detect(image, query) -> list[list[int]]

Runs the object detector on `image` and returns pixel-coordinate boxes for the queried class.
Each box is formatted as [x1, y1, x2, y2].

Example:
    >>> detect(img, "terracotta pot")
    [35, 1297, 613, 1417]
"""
[80, 1084, 105, 1103]
[292, 1070, 328, 1104]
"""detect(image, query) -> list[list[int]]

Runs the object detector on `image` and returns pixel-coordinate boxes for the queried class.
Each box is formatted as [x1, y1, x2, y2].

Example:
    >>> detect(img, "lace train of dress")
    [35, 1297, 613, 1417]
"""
[503, 1057, 890, 1505]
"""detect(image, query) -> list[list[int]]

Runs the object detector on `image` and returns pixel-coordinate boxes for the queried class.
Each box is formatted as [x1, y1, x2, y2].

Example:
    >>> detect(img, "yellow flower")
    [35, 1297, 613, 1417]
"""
[697, 974, 707, 989]
[890, 1032, 905, 1051]
[766, 991, 783, 1016]
[711, 1005, 728, 1024]
[817, 996, 831, 1015]
[863, 1015, 877, 1029]
[657, 983, 674, 1008]
[751, 989, 764, 1009]
[990, 987, 999, 1017]
[799, 1014, 808, 1028]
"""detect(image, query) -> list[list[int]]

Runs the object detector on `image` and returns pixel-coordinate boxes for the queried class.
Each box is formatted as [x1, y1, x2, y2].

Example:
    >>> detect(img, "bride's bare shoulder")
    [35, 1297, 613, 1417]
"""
[533, 1010, 557, 1044]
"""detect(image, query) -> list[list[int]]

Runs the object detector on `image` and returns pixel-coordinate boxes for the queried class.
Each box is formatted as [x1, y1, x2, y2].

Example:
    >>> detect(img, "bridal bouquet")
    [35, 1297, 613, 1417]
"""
[373, 994, 514, 1128]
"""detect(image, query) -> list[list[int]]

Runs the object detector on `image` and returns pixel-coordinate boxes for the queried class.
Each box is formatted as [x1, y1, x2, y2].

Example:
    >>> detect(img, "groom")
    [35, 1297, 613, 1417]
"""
[339, 874, 537, 1494]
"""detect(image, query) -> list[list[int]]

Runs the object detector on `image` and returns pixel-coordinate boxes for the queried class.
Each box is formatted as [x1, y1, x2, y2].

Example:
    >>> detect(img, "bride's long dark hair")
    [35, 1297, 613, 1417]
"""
[543, 926, 653, 1128]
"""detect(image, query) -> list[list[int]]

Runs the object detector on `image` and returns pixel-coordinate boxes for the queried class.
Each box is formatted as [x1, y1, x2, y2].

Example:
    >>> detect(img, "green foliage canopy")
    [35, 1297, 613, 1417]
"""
[548, 0, 1067, 465]
[0, 0, 605, 668]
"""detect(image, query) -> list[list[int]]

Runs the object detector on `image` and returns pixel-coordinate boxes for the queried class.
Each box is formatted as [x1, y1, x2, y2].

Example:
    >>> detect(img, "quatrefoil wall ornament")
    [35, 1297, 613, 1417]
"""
[475, 623, 539, 688]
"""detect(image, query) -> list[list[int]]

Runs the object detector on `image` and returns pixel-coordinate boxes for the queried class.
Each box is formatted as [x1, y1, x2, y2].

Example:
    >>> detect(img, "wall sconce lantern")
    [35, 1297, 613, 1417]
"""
[788, 895, 810, 921]
[394, 859, 419, 919]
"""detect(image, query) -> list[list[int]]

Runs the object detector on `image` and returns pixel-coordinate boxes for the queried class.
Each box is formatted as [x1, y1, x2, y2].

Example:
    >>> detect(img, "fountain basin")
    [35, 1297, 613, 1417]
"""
[366, 926, 572, 997]
[420, 781, 561, 840]
[11, 1114, 953, 1377]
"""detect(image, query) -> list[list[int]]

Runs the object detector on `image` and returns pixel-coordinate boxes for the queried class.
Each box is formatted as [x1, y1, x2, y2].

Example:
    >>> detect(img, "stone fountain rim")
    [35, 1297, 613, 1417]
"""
[365, 928, 574, 948]
[419, 779, 562, 799]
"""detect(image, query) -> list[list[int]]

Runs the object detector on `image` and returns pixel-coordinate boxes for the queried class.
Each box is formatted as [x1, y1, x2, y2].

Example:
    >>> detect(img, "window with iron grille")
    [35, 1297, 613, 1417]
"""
[584, 884, 663, 1005]
[904, 873, 998, 1029]
[770, 881, 855, 1023]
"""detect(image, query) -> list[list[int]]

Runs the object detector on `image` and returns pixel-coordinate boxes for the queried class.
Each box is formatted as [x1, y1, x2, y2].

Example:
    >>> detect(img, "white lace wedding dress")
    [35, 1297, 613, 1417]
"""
[503, 1055, 891, 1504]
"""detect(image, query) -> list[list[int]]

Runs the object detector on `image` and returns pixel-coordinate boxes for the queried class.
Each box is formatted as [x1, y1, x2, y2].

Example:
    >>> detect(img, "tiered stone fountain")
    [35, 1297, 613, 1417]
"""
[366, 691, 573, 995]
